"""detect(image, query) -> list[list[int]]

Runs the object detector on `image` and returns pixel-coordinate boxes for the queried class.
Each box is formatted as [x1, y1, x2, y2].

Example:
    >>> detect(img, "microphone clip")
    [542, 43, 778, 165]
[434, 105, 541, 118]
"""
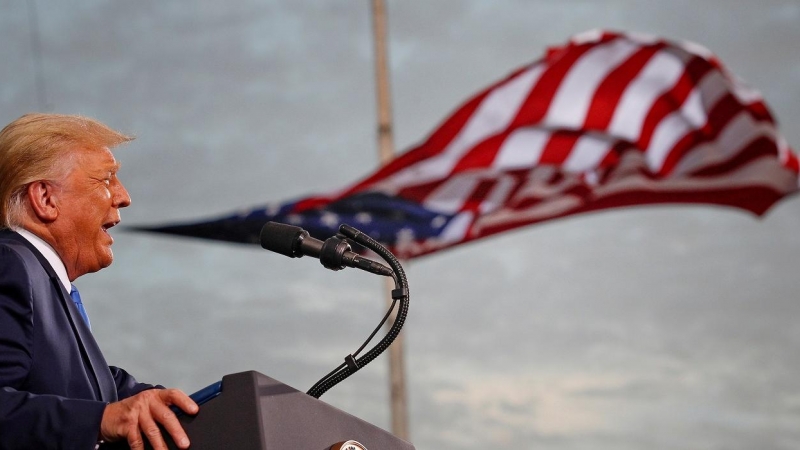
[318, 235, 353, 271]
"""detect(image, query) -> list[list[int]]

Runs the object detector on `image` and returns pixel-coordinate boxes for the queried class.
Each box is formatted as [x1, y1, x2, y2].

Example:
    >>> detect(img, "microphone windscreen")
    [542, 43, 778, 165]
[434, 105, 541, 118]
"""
[260, 222, 304, 257]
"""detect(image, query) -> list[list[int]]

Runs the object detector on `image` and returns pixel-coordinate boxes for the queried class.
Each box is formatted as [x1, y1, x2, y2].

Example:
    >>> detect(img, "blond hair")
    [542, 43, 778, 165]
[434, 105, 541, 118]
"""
[0, 113, 134, 228]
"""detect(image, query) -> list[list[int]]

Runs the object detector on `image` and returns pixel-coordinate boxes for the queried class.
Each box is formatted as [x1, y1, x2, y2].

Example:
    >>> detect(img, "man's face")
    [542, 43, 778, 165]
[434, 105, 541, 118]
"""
[51, 147, 131, 280]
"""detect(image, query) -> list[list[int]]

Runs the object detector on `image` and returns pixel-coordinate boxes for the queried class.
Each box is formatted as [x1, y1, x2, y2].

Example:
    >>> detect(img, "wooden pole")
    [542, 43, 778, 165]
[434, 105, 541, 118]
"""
[372, 0, 395, 163]
[371, 0, 409, 440]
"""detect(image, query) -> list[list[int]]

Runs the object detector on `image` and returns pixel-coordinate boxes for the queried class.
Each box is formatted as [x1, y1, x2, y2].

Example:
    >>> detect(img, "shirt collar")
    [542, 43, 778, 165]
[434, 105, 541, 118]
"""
[13, 227, 71, 292]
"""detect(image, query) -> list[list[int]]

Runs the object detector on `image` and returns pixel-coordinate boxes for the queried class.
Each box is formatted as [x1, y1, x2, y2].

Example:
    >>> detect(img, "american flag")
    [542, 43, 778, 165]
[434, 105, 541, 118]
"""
[140, 29, 799, 259]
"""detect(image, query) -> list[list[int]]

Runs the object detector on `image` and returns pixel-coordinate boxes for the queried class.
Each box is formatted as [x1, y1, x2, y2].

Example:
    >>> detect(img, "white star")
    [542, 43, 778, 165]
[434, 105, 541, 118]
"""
[320, 212, 340, 228]
[264, 203, 281, 216]
[396, 227, 416, 243]
[430, 215, 447, 228]
[355, 212, 372, 224]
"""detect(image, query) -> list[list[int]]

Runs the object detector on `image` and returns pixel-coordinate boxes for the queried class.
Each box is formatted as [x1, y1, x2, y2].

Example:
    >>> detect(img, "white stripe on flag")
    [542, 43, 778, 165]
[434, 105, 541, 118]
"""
[687, 70, 731, 126]
[422, 173, 481, 214]
[649, 70, 739, 172]
[563, 134, 612, 173]
[676, 39, 761, 105]
[544, 38, 641, 129]
[479, 174, 517, 214]
[646, 112, 693, 172]
[493, 127, 551, 170]
[436, 211, 474, 244]
[387, 65, 545, 189]
[569, 29, 604, 45]
[607, 50, 687, 142]
[672, 111, 777, 175]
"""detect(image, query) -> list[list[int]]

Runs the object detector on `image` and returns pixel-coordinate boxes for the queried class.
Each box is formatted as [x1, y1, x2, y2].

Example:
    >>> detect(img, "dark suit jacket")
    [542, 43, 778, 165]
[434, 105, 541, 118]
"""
[0, 230, 154, 450]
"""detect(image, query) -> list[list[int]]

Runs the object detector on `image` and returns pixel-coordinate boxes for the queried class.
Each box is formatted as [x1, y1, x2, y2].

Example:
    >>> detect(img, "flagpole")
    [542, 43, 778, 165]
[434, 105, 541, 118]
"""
[371, 0, 409, 440]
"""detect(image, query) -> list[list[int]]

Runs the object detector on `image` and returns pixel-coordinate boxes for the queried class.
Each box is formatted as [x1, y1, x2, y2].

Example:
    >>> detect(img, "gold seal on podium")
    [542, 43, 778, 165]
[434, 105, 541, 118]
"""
[330, 440, 368, 450]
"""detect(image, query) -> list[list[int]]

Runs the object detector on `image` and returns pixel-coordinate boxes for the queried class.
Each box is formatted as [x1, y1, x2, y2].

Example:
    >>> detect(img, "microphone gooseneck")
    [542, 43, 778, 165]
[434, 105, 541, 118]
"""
[259, 221, 410, 398]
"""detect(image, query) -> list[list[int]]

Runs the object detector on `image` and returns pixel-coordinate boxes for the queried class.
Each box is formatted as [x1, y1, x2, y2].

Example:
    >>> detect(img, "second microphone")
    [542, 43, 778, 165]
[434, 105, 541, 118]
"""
[260, 221, 393, 277]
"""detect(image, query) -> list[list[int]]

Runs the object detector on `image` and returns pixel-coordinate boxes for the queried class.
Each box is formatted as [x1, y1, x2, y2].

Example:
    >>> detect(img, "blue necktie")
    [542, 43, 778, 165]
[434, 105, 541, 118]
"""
[69, 285, 91, 329]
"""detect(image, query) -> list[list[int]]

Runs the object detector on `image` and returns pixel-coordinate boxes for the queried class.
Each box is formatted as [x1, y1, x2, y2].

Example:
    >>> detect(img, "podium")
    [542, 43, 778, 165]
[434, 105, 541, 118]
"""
[131, 371, 415, 450]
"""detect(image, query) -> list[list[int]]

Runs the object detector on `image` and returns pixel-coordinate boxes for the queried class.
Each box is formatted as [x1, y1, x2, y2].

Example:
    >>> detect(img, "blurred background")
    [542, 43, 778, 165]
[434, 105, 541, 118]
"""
[2, 1, 800, 449]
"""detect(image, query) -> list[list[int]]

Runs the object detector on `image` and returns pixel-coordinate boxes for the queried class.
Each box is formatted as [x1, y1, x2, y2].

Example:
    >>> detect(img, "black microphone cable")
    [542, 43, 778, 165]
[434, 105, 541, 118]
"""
[306, 224, 409, 399]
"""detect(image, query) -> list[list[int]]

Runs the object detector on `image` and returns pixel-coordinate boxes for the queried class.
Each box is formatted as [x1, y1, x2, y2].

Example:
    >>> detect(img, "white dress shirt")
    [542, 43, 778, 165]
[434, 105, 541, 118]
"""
[13, 227, 71, 292]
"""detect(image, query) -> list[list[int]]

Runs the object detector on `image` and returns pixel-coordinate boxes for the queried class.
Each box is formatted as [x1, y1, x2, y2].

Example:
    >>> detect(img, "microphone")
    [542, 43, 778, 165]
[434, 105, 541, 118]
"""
[260, 222, 393, 277]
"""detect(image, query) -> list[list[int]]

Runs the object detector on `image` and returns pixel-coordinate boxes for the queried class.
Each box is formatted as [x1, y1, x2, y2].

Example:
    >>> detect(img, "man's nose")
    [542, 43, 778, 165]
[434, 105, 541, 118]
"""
[112, 179, 132, 208]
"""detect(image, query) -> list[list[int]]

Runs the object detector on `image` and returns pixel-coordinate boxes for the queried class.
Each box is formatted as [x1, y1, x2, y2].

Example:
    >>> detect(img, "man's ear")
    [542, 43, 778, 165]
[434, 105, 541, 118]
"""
[26, 181, 59, 222]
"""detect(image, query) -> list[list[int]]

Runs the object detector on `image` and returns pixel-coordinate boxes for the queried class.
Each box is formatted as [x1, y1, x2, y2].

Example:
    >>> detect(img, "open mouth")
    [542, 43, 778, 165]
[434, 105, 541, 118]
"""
[102, 220, 119, 235]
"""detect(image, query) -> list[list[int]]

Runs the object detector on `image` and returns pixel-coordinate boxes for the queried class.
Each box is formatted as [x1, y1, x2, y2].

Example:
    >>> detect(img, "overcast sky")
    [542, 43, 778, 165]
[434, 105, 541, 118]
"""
[2, 1, 800, 449]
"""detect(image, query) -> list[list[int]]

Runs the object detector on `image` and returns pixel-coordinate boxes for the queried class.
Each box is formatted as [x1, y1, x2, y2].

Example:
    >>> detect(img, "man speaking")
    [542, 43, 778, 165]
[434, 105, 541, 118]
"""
[0, 113, 198, 450]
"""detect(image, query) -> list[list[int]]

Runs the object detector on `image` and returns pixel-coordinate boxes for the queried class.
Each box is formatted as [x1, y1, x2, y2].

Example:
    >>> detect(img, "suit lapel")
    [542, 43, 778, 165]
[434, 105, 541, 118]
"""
[50, 278, 118, 402]
[1, 230, 117, 402]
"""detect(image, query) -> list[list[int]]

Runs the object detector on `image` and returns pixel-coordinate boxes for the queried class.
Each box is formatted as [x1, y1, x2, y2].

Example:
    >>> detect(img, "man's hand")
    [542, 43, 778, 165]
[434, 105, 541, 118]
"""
[99, 389, 199, 450]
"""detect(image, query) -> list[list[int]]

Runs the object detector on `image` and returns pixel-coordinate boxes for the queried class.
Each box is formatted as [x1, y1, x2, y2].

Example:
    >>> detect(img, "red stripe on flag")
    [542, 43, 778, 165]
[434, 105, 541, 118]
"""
[746, 99, 774, 122]
[339, 89, 494, 198]
[538, 130, 581, 165]
[512, 41, 600, 127]
[690, 136, 779, 178]
[785, 150, 800, 174]
[452, 132, 509, 173]
[583, 43, 665, 130]
[636, 56, 714, 151]
[462, 179, 496, 212]
[596, 141, 636, 182]
[473, 185, 788, 245]
[397, 179, 446, 204]
[294, 196, 333, 212]
[658, 94, 770, 176]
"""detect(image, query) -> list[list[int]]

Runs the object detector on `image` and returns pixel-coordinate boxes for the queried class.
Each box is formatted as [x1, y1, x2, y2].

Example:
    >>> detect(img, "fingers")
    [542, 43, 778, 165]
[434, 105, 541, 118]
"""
[151, 397, 190, 449]
[139, 407, 169, 450]
[126, 426, 145, 450]
[160, 388, 199, 416]
[101, 389, 198, 450]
